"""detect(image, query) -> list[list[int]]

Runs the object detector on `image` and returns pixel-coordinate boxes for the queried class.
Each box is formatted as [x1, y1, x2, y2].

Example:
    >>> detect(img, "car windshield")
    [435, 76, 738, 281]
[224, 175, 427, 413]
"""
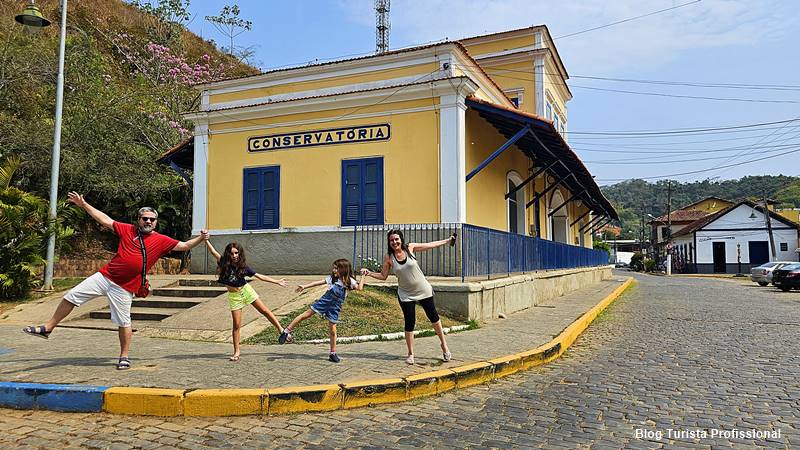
[757, 262, 779, 269]
[780, 263, 800, 271]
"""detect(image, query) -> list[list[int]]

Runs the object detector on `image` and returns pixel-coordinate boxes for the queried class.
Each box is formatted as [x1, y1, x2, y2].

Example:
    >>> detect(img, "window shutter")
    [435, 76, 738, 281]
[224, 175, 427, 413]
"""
[261, 169, 278, 229]
[341, 158, 383, 226]
[342, 161, 362, 225]
[363, 160, 382, 223]
[243, 169, 260, 229]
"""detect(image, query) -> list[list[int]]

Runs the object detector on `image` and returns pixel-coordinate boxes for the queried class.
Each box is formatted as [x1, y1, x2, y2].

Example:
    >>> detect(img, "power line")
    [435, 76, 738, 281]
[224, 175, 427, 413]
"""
[575, 141, 800, 156]
[569, 127, 800, 145]
[595, 146, 800, 181]
[583, 142, 800, 164]
[568, 83, 800, 104]
[552, 0, 703, 40]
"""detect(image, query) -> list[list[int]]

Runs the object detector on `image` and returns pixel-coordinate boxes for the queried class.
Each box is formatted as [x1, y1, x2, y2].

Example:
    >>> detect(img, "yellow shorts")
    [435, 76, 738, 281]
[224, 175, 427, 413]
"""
[227, 283, 259, 311]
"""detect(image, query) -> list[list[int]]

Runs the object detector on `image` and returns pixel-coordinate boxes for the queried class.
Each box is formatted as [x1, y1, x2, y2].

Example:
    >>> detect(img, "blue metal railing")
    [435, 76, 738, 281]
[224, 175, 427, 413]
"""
[353, 223, 609, 280]
[461, 224, 609, 280]
[353, 223, 460, 277]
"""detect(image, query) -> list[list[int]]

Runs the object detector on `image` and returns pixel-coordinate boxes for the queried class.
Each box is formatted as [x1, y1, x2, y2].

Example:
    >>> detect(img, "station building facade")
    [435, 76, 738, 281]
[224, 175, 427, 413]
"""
[166, 26, 617, 274]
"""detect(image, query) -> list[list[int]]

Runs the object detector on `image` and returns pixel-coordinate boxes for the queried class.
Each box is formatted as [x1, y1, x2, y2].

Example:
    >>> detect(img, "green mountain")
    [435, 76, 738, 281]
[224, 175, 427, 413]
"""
[600, 175, 800, 239]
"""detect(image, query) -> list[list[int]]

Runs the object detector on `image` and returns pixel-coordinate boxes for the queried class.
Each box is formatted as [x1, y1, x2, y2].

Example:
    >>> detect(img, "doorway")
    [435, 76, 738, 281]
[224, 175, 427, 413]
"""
[712, 242, 726, 273]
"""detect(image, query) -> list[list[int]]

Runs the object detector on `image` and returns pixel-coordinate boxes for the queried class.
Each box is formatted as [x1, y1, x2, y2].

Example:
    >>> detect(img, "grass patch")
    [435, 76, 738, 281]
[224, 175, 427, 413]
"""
[245, 285, 467, 344]
[0, 277, 84, 315]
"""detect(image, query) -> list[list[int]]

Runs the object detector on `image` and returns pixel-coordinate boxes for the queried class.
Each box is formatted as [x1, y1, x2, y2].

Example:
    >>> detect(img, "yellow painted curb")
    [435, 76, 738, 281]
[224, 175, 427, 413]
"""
[488, 354, 523, 379]
[405, 369, 458, 399]
[451, 361, 495, 388]
[184, 389, 266, 417]
[516, 342, 562, 370]
[104, 387, 185, 416]
[267, 384, 342, 415]
[342, 378, 407, 409]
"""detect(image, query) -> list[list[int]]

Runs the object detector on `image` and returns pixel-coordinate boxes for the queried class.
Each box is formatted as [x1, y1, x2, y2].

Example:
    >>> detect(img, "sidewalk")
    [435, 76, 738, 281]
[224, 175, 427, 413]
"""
[0, 276, 628, 390]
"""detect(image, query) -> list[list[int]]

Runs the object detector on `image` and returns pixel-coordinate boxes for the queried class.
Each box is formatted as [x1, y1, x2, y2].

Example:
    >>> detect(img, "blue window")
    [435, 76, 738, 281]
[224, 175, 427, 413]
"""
[342, 157, 384, 226]
[242, 166, 280, 230]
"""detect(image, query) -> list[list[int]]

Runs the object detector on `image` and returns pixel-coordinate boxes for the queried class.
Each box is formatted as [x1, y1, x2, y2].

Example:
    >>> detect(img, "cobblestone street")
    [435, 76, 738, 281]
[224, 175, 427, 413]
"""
[3, 273, 798, 449]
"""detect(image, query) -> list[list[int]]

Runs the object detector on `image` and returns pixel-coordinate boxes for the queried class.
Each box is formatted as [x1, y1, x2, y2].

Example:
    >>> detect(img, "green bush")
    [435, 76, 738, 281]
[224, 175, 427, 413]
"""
[644, 258, 657, 272]
[629, 252, 644, 271]
[0, 157, 75, 299]
[593, 240, 611, 255]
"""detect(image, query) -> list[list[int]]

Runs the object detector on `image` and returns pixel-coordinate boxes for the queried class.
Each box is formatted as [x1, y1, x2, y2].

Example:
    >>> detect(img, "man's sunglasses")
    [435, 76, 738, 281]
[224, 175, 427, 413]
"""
[140, 217, 157, 223]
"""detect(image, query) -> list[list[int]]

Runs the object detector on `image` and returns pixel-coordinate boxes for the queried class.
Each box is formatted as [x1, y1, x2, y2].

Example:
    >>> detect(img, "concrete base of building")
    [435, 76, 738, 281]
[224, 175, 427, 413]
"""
[694, 263, 760, 274]
[432, 266, 613, 321]
[193, 231, 356, 275]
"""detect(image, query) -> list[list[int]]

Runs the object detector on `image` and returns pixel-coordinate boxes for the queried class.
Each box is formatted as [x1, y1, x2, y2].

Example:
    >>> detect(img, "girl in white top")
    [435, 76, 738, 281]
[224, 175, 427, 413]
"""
[361, 229, 455, 365]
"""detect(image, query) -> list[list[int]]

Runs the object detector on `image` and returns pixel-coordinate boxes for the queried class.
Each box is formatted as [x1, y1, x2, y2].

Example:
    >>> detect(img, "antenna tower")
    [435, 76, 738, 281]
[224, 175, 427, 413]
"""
[375, 0, 390, 53]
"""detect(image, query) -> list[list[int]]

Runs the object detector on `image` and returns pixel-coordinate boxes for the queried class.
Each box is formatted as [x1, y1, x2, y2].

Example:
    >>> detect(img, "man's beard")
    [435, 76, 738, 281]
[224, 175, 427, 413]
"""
[139, 224, 154, 233]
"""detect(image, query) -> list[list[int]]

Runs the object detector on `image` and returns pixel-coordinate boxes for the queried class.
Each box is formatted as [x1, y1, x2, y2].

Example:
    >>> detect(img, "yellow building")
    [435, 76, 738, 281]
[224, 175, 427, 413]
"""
[166, 26, 617, 274]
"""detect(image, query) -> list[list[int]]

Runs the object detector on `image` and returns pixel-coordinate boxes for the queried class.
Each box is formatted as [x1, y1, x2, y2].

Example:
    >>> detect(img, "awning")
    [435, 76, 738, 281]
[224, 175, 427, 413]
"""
[465, 96, 618, 220]
[157, 136, 194, 171]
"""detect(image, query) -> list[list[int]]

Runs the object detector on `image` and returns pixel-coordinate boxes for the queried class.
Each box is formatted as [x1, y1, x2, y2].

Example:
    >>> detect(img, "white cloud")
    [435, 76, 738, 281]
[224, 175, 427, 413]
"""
[340, 0, 797, 75]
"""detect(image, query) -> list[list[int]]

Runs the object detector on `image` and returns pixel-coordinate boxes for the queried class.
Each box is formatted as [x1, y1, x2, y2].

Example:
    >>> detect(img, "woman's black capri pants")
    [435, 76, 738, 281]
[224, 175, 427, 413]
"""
[398, 296, 440, 332]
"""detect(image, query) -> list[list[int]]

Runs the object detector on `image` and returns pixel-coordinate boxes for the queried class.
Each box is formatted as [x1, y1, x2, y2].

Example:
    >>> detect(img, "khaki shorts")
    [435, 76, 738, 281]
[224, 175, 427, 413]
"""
[64, 272, 133, 327]
[227, 283, 259, 311]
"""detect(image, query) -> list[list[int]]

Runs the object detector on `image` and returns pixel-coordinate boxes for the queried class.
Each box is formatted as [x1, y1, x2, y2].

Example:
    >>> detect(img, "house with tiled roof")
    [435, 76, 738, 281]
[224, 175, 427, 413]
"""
[670, 200, 799, 273]
[648, 196, 733, 245]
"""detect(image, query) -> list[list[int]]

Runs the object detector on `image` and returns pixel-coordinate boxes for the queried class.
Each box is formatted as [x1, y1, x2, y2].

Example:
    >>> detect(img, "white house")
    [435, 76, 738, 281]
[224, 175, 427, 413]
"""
[671, 200, 800, 274]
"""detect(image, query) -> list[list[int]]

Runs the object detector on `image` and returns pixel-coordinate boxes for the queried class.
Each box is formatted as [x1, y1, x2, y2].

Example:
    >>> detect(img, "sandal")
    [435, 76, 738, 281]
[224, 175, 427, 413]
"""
[22, 325, 50, 339]
[116, 357, 131, 370]
[229, 355, 240, 362]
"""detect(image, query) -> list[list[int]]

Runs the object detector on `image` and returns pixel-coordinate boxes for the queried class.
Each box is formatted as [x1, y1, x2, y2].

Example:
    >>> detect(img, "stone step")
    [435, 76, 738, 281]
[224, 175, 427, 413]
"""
[151, 286, 227, 298]
[131, 297, 202, 309]
[178, 279, 221, 287]
[89, 307, 186, 322]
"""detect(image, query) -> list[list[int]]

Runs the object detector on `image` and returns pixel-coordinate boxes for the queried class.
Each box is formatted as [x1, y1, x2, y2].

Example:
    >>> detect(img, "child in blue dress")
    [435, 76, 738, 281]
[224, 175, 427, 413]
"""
[278, 259, 364, 362]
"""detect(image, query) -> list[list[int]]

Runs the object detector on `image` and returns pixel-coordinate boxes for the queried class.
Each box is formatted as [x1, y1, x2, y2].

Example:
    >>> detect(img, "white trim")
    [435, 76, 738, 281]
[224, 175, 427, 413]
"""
[185, 78, 476, 124]
[534, 56, 544, 116]
[200, 225, 354, 235]
[208, 56, 442, 96]
[472, 46, 544, 61]
[196, 44, 463, 91]
[534, 31, 543, 49]
[209, 105, 439, 136]
[451, 52, 514, 107]
[192, 123, 209, 234]
[440, 94, 469, 223]
[507, 171, 526, 234]
[460, 26, 545, 46]
[206, 72, 446, 112]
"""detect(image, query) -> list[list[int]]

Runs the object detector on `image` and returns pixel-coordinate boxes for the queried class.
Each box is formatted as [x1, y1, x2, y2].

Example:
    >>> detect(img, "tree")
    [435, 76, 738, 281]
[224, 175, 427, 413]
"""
[205, 4, 254, 64]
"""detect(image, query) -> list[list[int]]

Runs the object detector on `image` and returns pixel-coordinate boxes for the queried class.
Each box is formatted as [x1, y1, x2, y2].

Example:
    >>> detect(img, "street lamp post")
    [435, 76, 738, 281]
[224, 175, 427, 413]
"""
[15, 0, 66, 290]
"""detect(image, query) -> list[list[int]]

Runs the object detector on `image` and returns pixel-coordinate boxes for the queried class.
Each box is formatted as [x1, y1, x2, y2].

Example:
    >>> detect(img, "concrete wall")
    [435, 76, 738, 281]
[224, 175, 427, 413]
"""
[433, 265, 613, 321]
[192, 231, 356, 275]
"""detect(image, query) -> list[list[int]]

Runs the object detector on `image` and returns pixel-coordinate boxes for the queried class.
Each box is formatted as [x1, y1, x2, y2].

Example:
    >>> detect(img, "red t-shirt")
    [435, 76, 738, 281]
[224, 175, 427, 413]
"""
[99, 221, 179, 293]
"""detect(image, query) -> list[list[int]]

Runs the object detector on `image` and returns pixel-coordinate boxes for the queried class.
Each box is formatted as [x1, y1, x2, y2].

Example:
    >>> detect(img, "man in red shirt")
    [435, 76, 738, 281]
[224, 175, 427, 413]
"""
[23, 192, 208, 370]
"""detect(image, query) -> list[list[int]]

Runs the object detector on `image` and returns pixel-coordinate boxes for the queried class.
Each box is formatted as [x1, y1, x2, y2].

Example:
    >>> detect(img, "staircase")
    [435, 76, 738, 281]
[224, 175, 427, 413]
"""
[84, 279, 226, 325]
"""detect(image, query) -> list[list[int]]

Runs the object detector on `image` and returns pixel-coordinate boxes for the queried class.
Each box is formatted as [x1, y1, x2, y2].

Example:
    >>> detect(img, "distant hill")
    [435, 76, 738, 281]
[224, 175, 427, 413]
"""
[600, 175, 800, 239]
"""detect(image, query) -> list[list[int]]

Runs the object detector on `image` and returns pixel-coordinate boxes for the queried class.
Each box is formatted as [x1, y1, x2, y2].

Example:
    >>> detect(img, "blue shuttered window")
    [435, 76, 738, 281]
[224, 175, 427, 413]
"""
[341, 158, 384, 226]
[242, 166, 280, 230]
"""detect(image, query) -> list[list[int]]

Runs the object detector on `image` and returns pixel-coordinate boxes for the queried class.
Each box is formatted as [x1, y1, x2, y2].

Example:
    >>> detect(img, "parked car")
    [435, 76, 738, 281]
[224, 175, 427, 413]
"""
[772, 263, 800, 292]
[750, 261, 795, 286]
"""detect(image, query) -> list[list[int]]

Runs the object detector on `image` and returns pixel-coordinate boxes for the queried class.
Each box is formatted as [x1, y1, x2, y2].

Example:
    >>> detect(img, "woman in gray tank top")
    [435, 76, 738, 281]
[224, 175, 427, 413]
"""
[361, 229, 456, 365]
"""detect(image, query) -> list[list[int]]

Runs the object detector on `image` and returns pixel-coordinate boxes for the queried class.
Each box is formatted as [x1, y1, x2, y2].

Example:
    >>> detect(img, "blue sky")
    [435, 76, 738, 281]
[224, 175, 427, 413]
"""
[185, 0, 800, 186]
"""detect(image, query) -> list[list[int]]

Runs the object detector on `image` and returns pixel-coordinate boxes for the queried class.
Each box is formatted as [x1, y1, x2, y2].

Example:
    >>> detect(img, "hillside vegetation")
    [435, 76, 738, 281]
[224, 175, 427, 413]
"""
[601, 176, 800, 239]
[0, 0, 257, 240]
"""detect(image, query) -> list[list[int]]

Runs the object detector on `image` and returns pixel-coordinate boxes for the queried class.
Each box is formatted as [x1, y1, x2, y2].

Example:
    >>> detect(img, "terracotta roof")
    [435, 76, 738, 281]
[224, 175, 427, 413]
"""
[649, 209, 710, 224]
[672, 200, 800, 238]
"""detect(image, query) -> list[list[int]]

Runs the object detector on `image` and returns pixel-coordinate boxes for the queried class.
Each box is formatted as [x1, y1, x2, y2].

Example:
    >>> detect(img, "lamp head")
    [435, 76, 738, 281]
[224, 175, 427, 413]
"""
[15, 2, 51, 31]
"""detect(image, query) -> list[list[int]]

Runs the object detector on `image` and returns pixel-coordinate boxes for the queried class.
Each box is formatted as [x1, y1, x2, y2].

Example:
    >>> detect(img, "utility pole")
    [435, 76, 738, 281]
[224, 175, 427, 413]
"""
[666, 181, 672, 275]
[640, 200, 645, 253]
[763, 192, 776, 259]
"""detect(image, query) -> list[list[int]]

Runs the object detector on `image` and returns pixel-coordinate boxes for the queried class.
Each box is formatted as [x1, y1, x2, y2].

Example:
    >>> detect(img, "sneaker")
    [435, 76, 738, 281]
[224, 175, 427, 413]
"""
[329, 352, 341, 363]
[278, 330, 291, 344]
[405, 355, 415, 365]
[443, 351, 452, 362]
